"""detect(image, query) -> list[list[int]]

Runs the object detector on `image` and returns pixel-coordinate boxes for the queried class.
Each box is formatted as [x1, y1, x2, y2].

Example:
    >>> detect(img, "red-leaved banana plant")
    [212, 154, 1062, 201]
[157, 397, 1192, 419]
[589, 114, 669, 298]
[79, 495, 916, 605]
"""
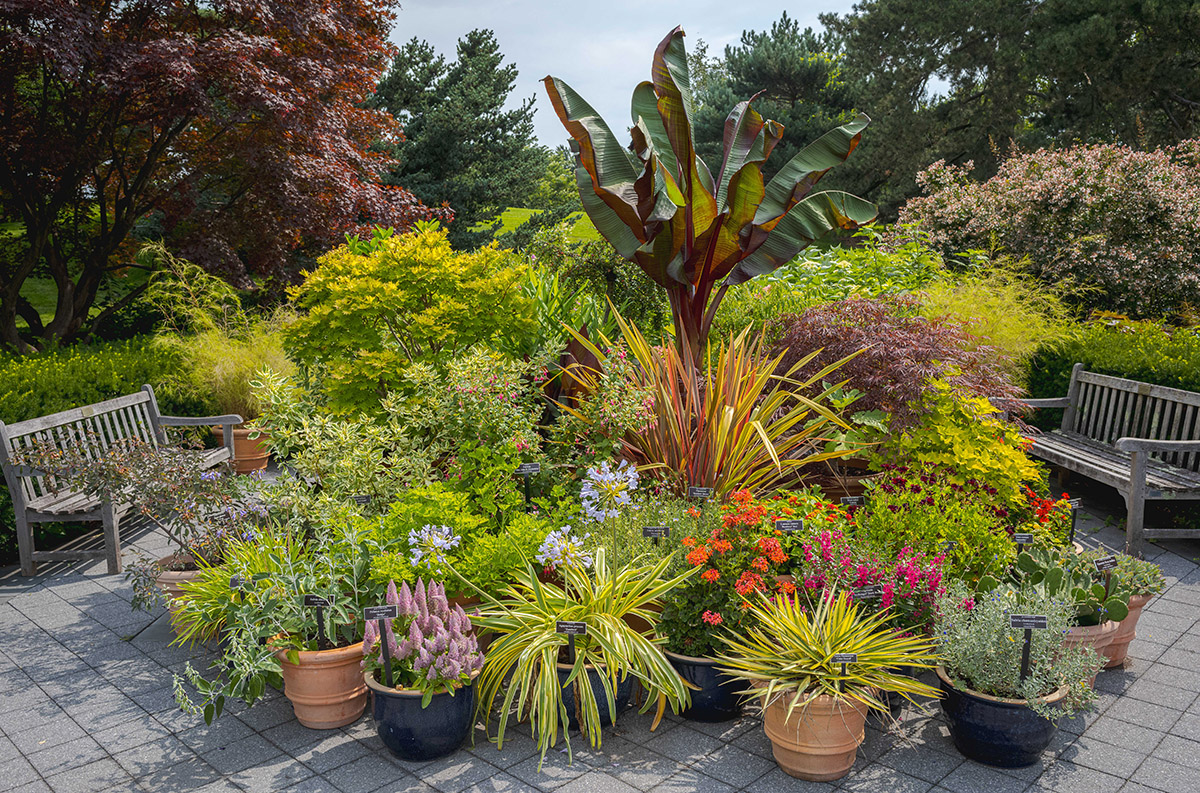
[544, 27, 877, 364]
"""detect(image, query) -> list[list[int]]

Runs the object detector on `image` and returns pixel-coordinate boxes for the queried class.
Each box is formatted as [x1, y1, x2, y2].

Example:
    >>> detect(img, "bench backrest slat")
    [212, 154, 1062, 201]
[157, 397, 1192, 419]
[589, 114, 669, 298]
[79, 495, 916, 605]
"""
[1065, 366, 1200, 472]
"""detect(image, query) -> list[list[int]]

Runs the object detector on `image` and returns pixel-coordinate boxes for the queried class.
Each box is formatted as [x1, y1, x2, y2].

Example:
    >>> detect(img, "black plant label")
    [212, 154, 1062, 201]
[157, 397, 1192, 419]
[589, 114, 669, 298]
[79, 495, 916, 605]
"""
[840, 496, 866, 507]
[303, 595, 332, 608]
[1094, 555, 1119, 572]
[687, 486, 714, 500]
[1012, 532, 1034, 544]
[515, 462, 541, 476]
[642, 526, 670, 538]
[363, 605, 399, 621]
[1009, 614, 1049, 630]
[774, 519, 804, 533]
[831, 653, 858, 663]
[556, 620, 588, 636]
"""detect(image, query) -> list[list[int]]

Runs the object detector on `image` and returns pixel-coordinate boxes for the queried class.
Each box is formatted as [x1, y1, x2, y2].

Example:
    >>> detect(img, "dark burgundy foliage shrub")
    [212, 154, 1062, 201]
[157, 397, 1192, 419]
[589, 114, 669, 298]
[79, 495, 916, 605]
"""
[767, 297, 1022, 429]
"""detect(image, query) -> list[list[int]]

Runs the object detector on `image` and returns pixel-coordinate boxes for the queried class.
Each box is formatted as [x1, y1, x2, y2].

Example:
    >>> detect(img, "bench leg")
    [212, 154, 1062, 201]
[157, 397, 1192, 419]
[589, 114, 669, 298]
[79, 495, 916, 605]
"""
[15, 511, 36, 577]
[101, 502, 123, 575]
[1125, 451, 1149, 558]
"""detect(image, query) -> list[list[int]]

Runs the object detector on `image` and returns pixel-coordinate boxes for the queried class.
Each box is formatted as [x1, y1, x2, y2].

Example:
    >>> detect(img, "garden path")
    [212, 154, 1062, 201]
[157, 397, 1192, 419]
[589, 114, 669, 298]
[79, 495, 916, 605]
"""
[2, 500, 1200, 793]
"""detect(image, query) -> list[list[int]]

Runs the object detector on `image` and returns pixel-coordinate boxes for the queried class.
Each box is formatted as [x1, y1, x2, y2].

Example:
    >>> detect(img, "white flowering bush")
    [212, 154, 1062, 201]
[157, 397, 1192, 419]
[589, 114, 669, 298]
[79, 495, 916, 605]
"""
[902, 140, 1200, 319]
[934, 581, 1101, 718]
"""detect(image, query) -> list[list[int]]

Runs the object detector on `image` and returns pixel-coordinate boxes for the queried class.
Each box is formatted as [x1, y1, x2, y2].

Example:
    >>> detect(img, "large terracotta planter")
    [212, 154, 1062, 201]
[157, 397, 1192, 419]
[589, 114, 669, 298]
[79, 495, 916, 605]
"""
[276, 643, 368, 729]
[761, 690, 868, 781]
[1062, 621, 1118, 685]
[937, 666, 1067, 768]
[1105, 592, 1154, 668]
[366, 671, 478, 761]
[231, 428, 270, 474]
[155, 554, 200, 636]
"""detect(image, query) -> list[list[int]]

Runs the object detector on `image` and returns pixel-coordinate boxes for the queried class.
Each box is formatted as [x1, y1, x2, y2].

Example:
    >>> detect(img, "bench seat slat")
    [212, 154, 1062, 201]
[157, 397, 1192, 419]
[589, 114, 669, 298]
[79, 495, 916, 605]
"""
[1027, 432, 1200, 492]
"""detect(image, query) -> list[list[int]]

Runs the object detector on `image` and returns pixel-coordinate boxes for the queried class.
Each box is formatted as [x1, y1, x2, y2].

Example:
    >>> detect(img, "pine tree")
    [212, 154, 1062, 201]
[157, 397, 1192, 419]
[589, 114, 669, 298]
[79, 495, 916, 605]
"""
[373, 30, 542, 248]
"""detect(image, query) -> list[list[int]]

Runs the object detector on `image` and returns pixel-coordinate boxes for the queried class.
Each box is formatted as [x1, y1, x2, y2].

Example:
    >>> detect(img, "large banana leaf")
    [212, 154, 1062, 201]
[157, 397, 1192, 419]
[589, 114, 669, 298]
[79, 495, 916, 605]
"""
[545, 27, 877, 361]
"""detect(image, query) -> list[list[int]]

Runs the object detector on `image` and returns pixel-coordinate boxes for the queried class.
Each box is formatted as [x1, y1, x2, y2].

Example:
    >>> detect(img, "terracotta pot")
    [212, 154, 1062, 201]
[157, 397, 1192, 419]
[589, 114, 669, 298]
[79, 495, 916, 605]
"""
[231, 428, 270, 474]
[1105, 592, 1154, 668]
[155, 554, 201, 636]
[1062, 620, 1118, 685]
[761, 690, 868, 781]
[275, 642, 368, 729]
[937, 666, 1068, 767]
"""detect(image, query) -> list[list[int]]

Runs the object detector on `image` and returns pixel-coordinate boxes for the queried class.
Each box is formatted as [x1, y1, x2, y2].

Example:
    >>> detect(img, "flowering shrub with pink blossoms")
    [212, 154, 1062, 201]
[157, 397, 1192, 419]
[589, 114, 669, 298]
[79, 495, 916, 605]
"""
[901, 140, 1200, 319]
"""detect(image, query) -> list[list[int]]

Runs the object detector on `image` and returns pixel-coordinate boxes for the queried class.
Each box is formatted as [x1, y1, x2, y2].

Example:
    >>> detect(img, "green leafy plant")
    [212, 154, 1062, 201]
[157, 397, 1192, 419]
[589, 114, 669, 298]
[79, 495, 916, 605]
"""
[935, 581, 1101, 717]
[470, 549, 696, 767]
[544, 27, 876, 363]
[565, 313, 854, 496]
[718, 589, 940, 718]
[992, 546, 1131, 625]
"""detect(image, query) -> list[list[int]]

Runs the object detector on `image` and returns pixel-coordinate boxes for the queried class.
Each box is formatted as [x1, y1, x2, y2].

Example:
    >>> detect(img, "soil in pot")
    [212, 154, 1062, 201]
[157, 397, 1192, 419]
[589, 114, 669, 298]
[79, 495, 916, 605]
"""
[556, 662, 635, 730]
[1062, 621, 1118, 685]
[1105, 592, 1153, 668]
[762, 690, 868, 781]
[276, 642, 368, 729]
[366, 671, 477, 761]
[936, 666, 1067, 768]
[666, 651, 743, 723]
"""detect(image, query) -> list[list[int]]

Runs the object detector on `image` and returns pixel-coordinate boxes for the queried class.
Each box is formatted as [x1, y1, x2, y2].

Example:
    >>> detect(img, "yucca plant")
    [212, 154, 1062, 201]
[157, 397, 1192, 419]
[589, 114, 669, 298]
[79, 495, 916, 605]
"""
[544, 27, 877, 364]
[469, 548, 696, 768]
[718, 589, 940, 718]
[563, 311, 856, 496]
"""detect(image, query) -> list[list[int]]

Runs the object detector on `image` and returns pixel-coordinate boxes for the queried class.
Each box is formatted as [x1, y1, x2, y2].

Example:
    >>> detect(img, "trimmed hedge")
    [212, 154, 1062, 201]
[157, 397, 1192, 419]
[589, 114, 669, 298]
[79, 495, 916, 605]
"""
[1028, 322, 1200, 429]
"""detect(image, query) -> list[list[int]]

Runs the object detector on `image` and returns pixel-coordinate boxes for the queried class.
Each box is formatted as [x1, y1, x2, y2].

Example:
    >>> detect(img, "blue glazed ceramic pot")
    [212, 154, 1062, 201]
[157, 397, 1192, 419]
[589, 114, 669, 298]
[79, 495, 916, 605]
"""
[937, 666, 1066, 768]
[367, 671, 477, 761]
[557, 663, 634, 729]
[666, 651, 743, 723]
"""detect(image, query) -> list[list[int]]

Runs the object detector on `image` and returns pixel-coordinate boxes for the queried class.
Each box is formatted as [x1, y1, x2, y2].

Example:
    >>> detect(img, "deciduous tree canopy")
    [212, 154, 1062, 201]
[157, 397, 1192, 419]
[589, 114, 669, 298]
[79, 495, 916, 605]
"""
[0, 0, 441, 351]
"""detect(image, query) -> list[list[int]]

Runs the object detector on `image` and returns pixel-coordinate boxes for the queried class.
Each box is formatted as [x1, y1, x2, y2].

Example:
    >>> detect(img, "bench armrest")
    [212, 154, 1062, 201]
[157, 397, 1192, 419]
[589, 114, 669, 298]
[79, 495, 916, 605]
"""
[1115, 438, 1200, 453]
[9, 465, 50, 478]
[158, 414, 243, 427]
[1018, 397, 1070, 409]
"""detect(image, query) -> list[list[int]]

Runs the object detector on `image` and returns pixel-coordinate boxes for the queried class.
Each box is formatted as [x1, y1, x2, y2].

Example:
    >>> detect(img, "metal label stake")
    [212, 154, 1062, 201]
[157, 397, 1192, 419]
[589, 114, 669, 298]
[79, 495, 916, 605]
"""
[515, 462, 540, 513]
[304, 595, 333, 650]
[832, 653, 857, 694]
[364, 604, 399, 688]
[1009, 614, 1048, 681]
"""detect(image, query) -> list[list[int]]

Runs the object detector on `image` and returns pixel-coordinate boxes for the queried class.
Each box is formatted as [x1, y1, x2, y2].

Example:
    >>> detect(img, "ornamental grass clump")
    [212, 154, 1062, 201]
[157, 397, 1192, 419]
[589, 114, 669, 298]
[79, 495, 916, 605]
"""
[718, 589, 940, 717]
[362, 580, 483, 705]
[935, 582, 1101, 717]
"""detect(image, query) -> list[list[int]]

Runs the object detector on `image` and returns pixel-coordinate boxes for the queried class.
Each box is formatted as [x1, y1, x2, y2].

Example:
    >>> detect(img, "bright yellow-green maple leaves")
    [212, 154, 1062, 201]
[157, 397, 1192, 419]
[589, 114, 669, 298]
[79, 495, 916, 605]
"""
[285, 225, 534, 414]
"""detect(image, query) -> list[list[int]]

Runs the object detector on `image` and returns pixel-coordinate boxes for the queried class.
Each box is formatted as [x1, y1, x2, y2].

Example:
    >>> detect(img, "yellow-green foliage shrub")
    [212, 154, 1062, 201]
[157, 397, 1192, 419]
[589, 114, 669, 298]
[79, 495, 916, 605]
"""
[285, 223, 535, 414]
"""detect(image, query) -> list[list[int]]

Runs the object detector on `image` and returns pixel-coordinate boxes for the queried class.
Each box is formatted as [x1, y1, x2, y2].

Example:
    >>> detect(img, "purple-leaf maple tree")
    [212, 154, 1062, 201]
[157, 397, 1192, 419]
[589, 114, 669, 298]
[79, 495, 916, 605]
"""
[0, 0, 449, 351]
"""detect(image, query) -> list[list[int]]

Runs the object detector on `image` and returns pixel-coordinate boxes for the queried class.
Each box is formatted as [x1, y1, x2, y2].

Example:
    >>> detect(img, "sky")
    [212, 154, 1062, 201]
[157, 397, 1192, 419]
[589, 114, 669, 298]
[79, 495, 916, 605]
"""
[390, 1, 854, 146]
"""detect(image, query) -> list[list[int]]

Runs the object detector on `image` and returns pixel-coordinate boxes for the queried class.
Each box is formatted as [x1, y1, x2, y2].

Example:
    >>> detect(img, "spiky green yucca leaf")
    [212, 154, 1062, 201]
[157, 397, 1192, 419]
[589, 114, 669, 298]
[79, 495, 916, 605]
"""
[718, 589, 941, 720]
[469, 549, 697, 769]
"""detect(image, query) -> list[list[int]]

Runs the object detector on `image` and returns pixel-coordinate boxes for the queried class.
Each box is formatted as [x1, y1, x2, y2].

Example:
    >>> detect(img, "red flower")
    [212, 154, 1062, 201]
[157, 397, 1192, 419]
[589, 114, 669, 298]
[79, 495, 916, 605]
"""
[701, 568, 721, 583]
[701, 610, 723, 626]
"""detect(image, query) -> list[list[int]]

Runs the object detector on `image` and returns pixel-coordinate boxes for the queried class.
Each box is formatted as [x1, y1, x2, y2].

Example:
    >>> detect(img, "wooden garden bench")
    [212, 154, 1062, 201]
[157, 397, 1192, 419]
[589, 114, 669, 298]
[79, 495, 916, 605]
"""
[1021, 363, 1200, 556]
[0, 385, 241, 576]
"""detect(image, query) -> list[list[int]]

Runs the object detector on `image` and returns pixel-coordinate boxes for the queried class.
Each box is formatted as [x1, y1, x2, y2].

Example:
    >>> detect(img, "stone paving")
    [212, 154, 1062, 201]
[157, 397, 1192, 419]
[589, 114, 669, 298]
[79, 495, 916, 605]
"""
[3, 498, 1200, 793]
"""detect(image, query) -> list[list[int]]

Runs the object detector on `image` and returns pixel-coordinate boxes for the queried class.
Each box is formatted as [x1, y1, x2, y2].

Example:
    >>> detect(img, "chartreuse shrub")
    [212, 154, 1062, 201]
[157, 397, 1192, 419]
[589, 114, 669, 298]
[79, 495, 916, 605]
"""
[285, 222, 535, 414]
[0, 337, 200, 425]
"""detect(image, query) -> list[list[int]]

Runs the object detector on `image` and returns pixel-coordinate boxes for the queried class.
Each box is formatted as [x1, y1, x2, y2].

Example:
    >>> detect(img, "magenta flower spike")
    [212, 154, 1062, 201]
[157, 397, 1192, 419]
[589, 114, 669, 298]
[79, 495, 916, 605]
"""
[397, 581, 416, 616]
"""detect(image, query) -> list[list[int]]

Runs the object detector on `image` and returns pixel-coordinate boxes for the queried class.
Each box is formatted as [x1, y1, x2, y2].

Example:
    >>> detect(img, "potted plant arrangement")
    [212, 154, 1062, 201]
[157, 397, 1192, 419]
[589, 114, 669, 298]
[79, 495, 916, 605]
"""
[659, 519, 794, 722]
[1077, 546, 1166, 667]
[1001, 545, 1129, 682]
[470, 541, 694, 768]
[934, 582, 1102, 767]
[362, 579, 483, 761]
[718, 589, 940, 781]
[173, 520, 383, 729]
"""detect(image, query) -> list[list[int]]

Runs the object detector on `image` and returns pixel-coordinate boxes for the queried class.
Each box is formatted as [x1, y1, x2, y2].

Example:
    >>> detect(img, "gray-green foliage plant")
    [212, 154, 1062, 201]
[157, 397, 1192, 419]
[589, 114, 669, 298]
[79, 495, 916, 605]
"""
[935, 582, 1101, 718]
[984, 545, 1130, 626]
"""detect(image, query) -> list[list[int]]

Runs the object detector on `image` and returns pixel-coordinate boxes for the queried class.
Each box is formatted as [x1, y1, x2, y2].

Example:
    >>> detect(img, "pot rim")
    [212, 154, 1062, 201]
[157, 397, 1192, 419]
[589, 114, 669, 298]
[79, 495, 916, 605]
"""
[364, 667, 480, 697]
[274, 639, 365, 664]
[936, 665, 1068, 707]
[1067, 620, 1119, 634]
[664, 650, 723, 665]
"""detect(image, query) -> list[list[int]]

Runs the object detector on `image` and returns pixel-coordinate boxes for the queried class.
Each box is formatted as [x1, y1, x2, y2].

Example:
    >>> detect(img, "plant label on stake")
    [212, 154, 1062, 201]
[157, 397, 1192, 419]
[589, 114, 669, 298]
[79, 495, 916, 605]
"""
[852, 584, 883, 601]
[1009, 614, 1049, 681]
[687, 486, 713, 501]
[774, 519, 804, 533]
[230, 575, 247, 603]
[840, 496, 866, 508]
[515, 462, 540, 513]
[1012, 532, 1034, 555]
[304, 595, 333, 650]
[1067, 497, 1083, 544]
[831, 652, 857, 693]
[1094, 554, 1119, 593]
[363, 604, 399, 688]
[642, 526, 669, 547]
[940, 540, 959, 553]
[556, 620, 587, 664]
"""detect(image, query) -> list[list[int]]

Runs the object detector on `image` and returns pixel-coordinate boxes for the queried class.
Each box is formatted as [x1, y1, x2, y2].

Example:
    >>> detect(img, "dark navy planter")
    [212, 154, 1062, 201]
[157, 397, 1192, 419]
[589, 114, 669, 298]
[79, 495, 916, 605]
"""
[937, 667, 1065, 768]
[557, 663, 634, 729]
[875, 665, 921, 721]
[366, 672, 477, 761]
[665, 651, 743, 722]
